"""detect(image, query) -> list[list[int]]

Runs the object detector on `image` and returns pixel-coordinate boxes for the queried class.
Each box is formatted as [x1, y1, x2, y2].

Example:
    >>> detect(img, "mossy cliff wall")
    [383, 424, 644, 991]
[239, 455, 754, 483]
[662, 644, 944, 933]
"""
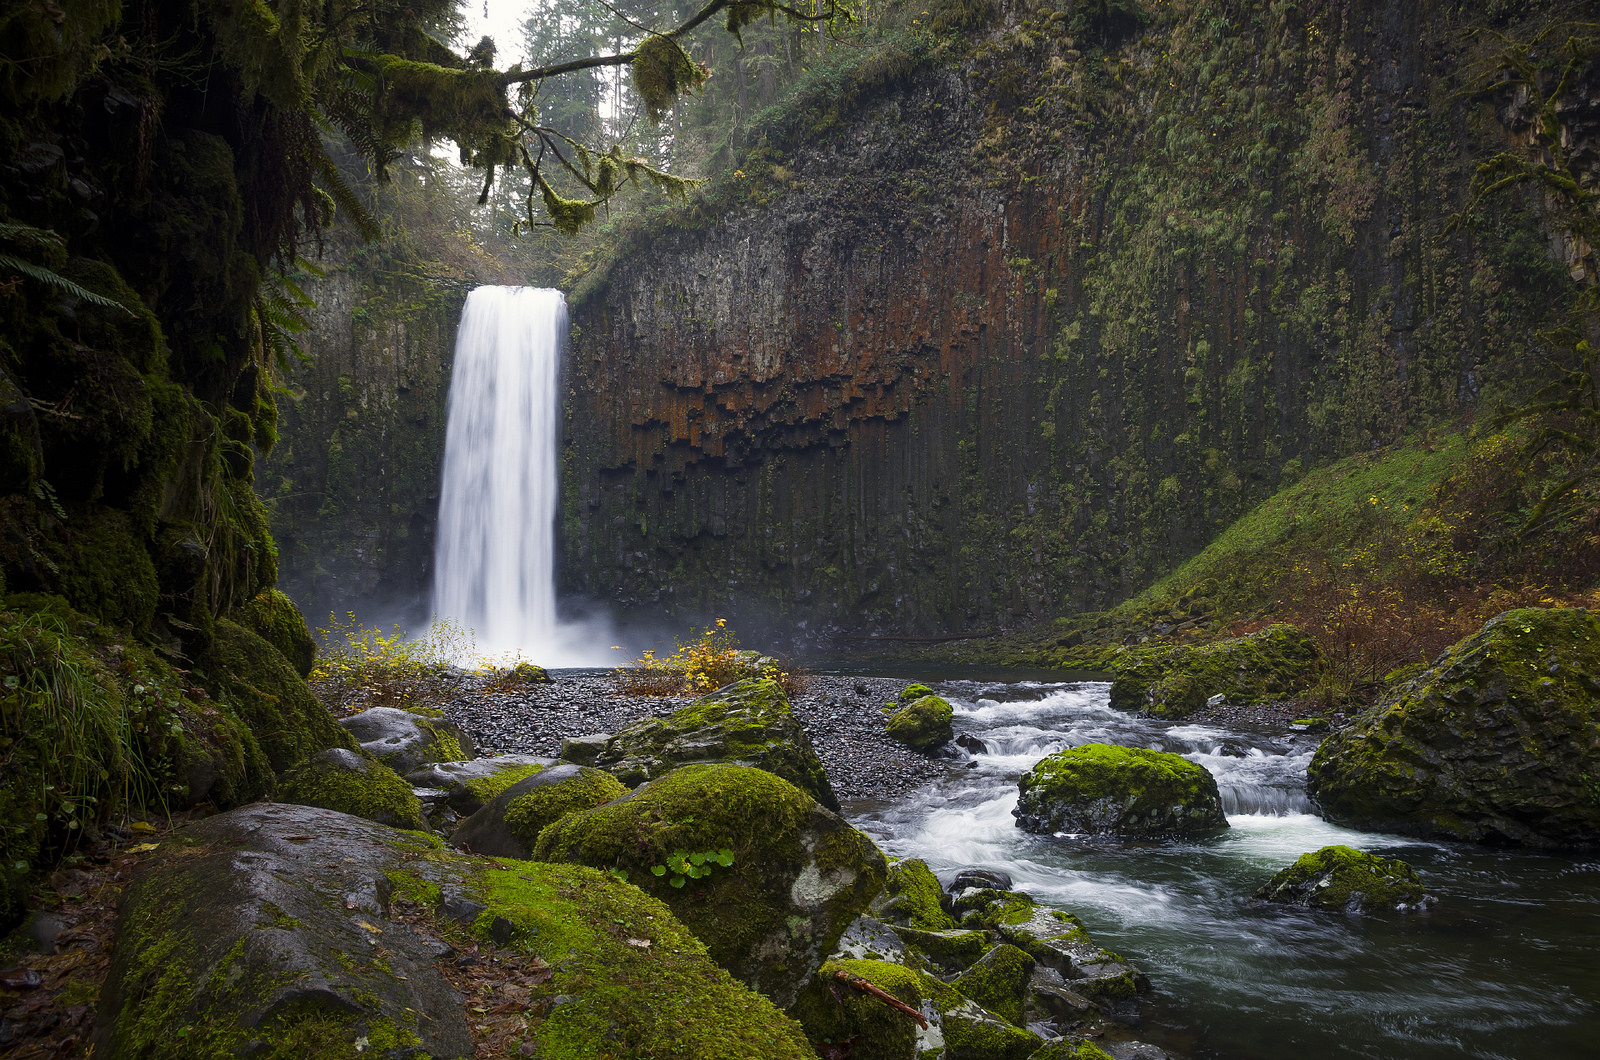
[262, 246, 467, 629]
[562, 0, 1578, 643]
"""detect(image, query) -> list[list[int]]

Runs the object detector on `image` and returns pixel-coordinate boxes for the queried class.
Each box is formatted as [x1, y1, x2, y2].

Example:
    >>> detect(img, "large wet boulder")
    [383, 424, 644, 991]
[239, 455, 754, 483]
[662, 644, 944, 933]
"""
[94, 803, 819, 1060]
[276, 747, 425, 830]
[533, 762, 885, 1006]
[593, 677, 839, 810]
[339, 706, 474, 775]
[1014, 744, 1228, 837]
[1107, 624, 1323, 718]
[450, 764, 626, 858]
[403, 754, 554, 816]
[1254, 845, 1428, 913]
[1307, 607, 1600, 847]
[93, 804, 473, 1058]
[885, 695, 955, 751]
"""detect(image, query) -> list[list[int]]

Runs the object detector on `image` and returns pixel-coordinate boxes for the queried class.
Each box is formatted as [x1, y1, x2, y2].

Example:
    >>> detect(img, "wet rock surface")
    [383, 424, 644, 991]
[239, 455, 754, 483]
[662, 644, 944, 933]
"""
[440, 673, 945, 800]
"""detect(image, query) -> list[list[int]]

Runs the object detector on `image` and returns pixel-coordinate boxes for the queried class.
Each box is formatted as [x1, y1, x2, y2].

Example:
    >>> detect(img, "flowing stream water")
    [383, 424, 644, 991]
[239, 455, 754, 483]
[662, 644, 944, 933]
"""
[432, 286, 617, 665]
[845, 679, 1600, 1059]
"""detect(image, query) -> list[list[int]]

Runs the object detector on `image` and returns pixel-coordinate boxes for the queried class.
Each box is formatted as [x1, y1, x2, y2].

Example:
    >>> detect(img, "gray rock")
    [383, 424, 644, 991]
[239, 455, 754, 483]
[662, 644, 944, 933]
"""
[403, 754, 555, 815]
[559, 734, 611, 766]
[339, 706, 475, 774]
[951, 867, 1013, 893]
[93, 804, 473, 1058]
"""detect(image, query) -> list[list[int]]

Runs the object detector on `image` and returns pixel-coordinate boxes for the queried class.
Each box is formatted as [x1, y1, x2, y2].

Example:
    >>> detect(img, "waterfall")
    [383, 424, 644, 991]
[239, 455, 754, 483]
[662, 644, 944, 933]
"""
[432, 286, 611, 665]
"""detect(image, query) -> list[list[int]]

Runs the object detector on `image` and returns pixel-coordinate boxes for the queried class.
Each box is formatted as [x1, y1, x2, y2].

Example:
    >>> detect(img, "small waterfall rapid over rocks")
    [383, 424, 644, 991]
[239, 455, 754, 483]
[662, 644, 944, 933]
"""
[432, 286, 615, 666]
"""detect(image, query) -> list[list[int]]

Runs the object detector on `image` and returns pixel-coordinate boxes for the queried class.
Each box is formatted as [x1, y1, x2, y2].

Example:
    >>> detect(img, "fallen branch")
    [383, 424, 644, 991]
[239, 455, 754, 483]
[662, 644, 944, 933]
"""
[832, 969, 929, 1029]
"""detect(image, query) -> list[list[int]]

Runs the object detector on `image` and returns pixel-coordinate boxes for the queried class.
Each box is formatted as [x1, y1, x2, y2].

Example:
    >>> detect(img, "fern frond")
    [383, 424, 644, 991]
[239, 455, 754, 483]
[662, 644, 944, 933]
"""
[0, 253, 132, 314]
[312, 151, 381, 241]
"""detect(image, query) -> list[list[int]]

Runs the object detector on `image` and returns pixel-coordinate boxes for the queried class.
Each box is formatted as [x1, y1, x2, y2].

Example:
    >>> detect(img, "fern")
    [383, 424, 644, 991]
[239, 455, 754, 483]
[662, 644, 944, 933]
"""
[0, 223, 131, 315]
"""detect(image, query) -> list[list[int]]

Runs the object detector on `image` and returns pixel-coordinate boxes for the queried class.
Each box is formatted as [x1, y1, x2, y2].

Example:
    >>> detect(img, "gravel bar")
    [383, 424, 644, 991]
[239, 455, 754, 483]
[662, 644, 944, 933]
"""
[438, 673, 948, 801]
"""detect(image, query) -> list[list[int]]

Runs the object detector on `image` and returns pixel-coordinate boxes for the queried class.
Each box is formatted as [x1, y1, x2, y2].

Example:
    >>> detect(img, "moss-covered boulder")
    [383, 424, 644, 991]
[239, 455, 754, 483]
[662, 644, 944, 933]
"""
[1014, 744, 1228, 838]
[891, 926, 992, 971]
[871, 857, 958, 930]
[885, 695, 955, 751]
[199, 618, 356, 772]
[1307, 608, 1600, 847]
[953, 943, 1036, 1025]
[1254, 845, 1428, 913]
[593, 677, 839, 811]
[899, 683, 935, 702]
[338, 706, 473, 775]
[449, 764, 625, 858]
[94, 803, 818, 1060]
[996, 908, 1148, 1022]
[475, 860, 819, 1059]
[233, 588, 317, 678]
[790, 957, 1043, 1060]
[275, 748, 425, 831]
[533, 762, 885, 1006]
[948, 887, 1042, 931]
[403, 754, 554, 816]
[1107, 624, 1324, 718]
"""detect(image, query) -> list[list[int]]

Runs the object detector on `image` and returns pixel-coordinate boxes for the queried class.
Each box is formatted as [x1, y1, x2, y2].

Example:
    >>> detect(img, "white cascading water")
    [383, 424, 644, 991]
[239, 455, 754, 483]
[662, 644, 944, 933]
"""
[432, 286, 614, 666]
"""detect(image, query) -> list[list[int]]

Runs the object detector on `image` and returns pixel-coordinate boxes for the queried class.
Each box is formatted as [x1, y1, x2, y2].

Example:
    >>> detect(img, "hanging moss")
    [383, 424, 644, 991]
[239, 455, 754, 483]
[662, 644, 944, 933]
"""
[632, 35, 707, 123]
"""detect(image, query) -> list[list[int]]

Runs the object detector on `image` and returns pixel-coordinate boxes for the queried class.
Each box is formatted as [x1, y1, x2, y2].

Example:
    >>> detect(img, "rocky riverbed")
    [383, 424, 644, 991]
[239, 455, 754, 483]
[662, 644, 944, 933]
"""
[439, 673, 948, 800]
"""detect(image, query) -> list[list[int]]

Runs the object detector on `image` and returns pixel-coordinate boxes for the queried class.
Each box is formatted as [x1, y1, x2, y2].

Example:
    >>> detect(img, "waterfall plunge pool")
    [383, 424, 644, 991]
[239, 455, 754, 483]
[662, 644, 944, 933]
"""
[844, 679, 1600, 1060]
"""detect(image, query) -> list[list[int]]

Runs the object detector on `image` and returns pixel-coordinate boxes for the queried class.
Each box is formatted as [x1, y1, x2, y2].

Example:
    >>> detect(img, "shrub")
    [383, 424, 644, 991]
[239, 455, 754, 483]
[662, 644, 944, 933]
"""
[309, 612, 477, 713]
[614, 620, 805, 696]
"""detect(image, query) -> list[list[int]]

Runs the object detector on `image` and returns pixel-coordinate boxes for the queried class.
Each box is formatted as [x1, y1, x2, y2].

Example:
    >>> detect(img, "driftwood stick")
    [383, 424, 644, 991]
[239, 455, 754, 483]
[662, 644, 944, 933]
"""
[832, 970, 930, 1029]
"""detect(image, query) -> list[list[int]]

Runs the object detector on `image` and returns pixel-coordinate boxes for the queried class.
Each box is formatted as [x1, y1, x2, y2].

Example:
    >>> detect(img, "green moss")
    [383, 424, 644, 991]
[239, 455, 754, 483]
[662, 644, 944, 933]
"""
[899, 684, 935, 702]
[234, 588, 316, 678]
[275, 750, 425, 831]
[952, 944, 1034, 1025]
[596, 678, 838, 810]
[873, 857, 957, 930]
[534, 762, 884, 1001]
[891, 926, 990, 969]
[198, 618, 355, 773]
[1255, 844, 1426, 912]
[502, 766, 625, 847]
[460, 762, 545, 804]
[1308, 607, 1600, 846]
[1107, 624, 1323, 717]
[1024, 1038, 1116, 1060]
[0, 596, 269, 928]
[1015, 744, 1228, 837]
[941, 1004, 1041, 1060]
[885, 695, 955, 751]
[475, 861, 817, 1059]
[790, 957, 959, 1060]
[949, 888, 1037, 931]
[33, 505, 160, 631]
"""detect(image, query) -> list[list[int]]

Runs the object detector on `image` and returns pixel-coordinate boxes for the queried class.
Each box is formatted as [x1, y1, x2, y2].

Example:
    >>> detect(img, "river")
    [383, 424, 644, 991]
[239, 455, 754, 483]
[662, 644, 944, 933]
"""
[844, 679, 1600, 1059]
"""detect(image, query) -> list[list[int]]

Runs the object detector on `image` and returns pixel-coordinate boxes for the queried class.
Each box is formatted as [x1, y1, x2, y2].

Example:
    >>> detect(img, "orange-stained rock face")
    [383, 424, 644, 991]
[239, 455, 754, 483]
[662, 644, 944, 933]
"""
[554, 3, 1578, 647]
